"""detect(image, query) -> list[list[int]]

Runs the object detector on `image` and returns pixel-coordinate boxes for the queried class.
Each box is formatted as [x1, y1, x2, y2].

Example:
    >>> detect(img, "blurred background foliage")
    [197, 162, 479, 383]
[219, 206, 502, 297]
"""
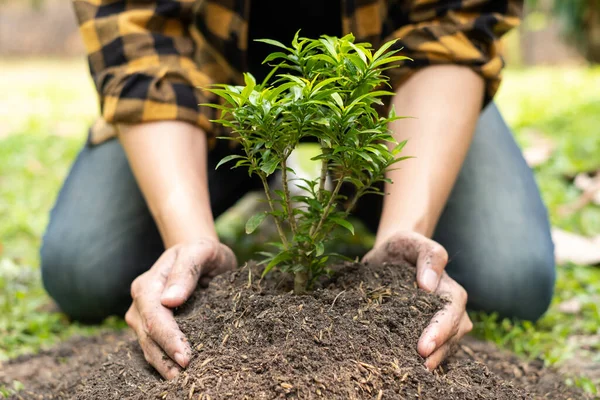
[0, 0, 599, 395]
[527, 0, 600, 62]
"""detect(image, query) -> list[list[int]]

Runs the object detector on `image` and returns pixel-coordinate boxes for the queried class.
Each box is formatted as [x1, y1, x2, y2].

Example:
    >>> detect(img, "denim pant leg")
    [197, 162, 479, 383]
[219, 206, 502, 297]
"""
[352, 103, 556, 321]
[40, 140, 163, 322]
[41, 139, 260, 322]
[433, 103, 556, 321]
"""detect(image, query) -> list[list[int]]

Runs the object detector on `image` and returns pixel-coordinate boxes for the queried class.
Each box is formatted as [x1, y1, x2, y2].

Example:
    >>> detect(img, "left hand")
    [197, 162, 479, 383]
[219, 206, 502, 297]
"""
[362, 231, 473, 370]
[125, 239, 237, 379]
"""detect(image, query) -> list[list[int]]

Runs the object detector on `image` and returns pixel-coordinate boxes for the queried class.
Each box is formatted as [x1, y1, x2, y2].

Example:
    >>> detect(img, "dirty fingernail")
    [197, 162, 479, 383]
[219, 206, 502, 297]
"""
[163, 285, 184, 301]
[167, 367, 180, 380]
[424, 358, 435, 371]
[174, 352, 188, 368]
[422, 269, 438, 292]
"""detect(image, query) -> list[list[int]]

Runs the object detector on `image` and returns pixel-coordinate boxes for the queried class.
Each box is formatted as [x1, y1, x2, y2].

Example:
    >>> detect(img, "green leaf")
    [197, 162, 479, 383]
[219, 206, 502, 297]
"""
[347, 41, 368, 65]
[371, 55, 411, 69]
[331, 217, 355, 235]
[358, 151, 374, 164]
[241, 73, 257, 101]
[262, 52, 290, 64]
[372, 39, 399, 61]
[278, 74, 306, 85]
[245, 212, 267, 234]
[262, 251, 292, 277]
[315, 242, 325, 257]
[261, 158, 280, 175]
[319, 37, 339, 60]
[393, 139, 408, 155]
[310, 77, 342, 96]
[255, 38, 292, 52]
[215, 154, 244, 170]
[331, 92, 344, 109]
[309, 54, 337, 65]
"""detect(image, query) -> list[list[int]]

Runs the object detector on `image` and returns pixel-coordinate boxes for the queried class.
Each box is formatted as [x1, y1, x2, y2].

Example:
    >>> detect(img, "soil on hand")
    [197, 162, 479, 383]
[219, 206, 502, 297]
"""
[1, 262, 588, 399]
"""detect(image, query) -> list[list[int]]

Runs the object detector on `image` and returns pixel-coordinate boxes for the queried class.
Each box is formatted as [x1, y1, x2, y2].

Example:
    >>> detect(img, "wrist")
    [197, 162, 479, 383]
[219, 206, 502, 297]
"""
[154, 186, 218, 248]
[375, 215, 432, 248]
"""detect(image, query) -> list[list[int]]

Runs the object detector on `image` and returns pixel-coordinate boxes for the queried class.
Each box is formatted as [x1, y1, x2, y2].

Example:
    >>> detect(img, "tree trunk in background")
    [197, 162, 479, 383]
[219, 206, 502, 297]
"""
[585, 4, 600, 62]
[0, 0, 83, 57]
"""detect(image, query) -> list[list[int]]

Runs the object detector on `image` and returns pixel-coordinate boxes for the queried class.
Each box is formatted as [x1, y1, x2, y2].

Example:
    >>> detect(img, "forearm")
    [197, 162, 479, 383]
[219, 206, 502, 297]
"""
[119, 121, 217, 248]
[375, 65, 484, 245]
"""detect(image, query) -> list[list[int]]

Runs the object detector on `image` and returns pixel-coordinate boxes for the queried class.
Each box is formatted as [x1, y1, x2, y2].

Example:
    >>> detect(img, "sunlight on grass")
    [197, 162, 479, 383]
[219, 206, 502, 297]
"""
[0, 59, 122, 361]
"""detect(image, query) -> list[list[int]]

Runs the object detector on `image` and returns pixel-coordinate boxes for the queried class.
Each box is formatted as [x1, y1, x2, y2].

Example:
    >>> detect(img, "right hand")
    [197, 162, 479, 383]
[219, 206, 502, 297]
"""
[125, 239, 237, 379]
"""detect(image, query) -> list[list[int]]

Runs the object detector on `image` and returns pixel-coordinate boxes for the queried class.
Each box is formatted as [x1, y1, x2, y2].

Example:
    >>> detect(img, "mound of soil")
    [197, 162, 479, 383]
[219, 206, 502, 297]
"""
[0, 262, 588, 399]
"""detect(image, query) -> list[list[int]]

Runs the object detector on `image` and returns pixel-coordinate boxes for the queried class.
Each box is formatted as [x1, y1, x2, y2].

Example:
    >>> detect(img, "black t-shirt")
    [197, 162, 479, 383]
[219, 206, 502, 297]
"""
[247, 0, 342, 83]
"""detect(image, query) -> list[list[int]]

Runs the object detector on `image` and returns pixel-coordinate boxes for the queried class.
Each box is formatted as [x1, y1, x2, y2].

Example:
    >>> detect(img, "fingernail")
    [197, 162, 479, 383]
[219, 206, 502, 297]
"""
[163, 285, 184, 301]
[167, 367, 180, 380]
[422, 269, 438, 292]
[424, 358, 435, 371]
[174, 352, 188, 368]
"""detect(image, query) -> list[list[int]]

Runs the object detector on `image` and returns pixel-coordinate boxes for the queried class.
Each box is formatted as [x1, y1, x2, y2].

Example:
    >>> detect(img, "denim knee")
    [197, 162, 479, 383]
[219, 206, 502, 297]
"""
[41, 234, 131, 323]
[459, 238, 556, 322]
[504, 249, 555, 321]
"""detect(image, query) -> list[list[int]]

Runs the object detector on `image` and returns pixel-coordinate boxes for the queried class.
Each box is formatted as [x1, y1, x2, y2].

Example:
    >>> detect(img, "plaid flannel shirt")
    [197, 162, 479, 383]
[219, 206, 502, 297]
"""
[73, 0, 522, 146]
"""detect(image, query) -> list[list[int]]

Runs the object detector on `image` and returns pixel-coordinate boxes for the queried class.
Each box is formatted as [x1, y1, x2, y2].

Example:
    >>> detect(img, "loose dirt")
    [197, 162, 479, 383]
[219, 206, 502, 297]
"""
[0, 262, 588, 399]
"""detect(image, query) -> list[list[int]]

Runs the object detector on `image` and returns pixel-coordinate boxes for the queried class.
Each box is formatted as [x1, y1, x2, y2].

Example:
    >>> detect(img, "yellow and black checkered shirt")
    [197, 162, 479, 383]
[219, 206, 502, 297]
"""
[73, 0, 522, 145]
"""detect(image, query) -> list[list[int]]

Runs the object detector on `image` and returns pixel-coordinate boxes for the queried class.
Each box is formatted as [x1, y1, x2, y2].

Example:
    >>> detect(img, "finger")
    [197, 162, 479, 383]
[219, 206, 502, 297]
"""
[363, 232, 448, 292]
[384, 232, 447, 292]
[129, 249, 177, 309]
[126, 306, 181, 380]
[414, 239, 448, 293]
[136, 291, 192, 368]
[140, 332, 182, 380]
[161, 240, 217, 307]
[424, 313, 472, 371]
[417, 275, 467, 358]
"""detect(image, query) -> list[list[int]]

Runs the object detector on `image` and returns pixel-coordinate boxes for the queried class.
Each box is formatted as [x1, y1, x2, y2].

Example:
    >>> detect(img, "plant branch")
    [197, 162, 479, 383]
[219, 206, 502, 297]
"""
[281, 156, 297, 235]
[321, 187, 365, 239]
[344, 187, 365, 217]
[258, 174, 289, 249]
[317, 144, 328, 202]
[310, 172, 346, 238]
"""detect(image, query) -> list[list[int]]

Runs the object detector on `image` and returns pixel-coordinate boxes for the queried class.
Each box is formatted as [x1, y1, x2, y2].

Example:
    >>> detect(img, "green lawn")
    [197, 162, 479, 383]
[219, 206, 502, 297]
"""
[0, 60, 598, 393]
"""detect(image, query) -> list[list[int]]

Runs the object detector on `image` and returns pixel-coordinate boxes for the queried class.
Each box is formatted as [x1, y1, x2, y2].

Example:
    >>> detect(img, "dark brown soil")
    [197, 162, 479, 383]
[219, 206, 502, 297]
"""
[0, 262, 589, 399]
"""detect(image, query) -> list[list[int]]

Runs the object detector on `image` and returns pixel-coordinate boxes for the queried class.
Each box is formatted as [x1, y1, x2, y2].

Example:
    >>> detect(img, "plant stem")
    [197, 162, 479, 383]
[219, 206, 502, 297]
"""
[259, 174, 289, 250]
[344, 187, 364, 216]
[317, 145, 328, 202]
[294, 270, 308, 294]
[310, 173, 346, 238]
[281, 157, 297, 235]
[322, 187, 365, 238]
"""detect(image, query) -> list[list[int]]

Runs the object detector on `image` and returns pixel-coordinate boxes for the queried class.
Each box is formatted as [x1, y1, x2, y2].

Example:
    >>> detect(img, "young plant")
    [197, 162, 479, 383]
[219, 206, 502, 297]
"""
[206, 33, 410, 293]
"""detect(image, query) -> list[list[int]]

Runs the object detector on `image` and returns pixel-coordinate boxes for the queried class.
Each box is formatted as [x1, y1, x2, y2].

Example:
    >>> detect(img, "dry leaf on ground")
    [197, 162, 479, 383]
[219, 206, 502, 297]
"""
[552, 228, 600, 266]
[558, 171, 600, 216]
[521, 129, 556, 167]
[557, 298, 583, 314]
[574, 171, 600, 205]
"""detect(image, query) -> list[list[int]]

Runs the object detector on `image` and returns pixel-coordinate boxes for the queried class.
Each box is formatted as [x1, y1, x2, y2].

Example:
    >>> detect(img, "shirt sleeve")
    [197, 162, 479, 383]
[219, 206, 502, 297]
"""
[384, 0, 523, 104]
[73, 0, 213, 136]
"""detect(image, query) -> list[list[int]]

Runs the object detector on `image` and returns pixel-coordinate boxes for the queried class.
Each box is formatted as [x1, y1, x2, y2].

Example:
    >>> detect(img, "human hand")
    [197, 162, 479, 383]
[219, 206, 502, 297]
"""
[125, 239, 237, 379]
[362, 231, 472, 370]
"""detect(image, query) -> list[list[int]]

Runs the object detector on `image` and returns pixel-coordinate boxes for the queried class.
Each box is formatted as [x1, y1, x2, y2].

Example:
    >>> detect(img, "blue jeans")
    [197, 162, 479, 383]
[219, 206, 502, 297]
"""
[41, 103, 556, 322]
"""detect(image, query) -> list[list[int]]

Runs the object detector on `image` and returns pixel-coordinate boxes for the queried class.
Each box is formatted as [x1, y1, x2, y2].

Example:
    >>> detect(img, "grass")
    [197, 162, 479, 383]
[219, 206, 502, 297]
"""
[0, 59, 126, 361]
[0, 59, 598, 393]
